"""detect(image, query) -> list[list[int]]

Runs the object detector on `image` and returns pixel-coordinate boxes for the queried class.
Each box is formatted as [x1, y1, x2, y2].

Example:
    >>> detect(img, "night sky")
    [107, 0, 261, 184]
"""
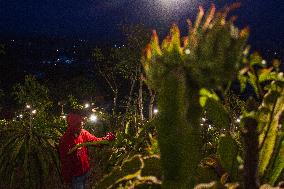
[0, 0, 283, 50]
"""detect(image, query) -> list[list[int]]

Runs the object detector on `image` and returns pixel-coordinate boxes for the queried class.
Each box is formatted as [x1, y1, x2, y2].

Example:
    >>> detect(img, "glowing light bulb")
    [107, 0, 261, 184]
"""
[185, 49, 190, 55]
[153, 108, 158, 114]
[89, 114, 97, 122]
[84, 103, 90, 108]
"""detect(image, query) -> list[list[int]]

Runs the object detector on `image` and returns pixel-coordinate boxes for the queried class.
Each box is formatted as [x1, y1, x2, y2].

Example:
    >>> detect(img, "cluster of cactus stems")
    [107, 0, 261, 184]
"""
[257, 80, 284, 184]
[142, 3, 248, 188]
[241, 79, 284, 188]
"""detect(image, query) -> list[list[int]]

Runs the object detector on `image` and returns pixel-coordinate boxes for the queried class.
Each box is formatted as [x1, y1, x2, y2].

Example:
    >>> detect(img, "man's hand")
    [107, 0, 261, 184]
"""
[104, 132, 115, 141]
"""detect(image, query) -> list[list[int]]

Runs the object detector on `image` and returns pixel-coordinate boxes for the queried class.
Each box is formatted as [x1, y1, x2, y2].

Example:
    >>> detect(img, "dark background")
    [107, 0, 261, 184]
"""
[0, 0, 283, 50]
[0, 0, 283, 115]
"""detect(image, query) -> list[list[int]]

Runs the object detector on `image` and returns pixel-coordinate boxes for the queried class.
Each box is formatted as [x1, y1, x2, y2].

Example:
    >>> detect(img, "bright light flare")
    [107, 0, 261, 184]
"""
[84, 103, 90, 108]
[153, 108, 159, 114]
[31, 110, 37, 114]
[185, 49, 191, 55]
[155, 0, 201, 14]
[89, 114, 97, 122]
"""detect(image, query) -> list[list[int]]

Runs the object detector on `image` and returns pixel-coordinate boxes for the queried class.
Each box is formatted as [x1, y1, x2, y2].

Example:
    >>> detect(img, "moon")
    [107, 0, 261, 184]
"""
[152, 0, 203, 19]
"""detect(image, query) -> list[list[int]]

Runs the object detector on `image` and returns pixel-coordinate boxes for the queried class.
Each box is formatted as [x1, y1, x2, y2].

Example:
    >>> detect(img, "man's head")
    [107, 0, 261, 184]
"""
[66, 113, 84, 136]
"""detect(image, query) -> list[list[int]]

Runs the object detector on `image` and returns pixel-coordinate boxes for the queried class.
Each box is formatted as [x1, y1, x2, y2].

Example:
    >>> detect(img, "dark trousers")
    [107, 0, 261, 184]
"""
[71, 172, 89, 189]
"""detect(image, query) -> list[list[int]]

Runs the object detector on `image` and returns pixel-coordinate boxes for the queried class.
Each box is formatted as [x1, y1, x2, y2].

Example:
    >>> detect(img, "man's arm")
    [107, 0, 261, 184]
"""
[82, 129, 115, 142]
[82, 129, 105, 142]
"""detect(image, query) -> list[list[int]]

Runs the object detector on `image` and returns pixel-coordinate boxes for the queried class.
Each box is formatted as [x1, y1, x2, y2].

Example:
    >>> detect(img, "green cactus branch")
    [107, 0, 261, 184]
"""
[68, 141, 110, 155]
[258, 81, 284, 178]
[142, 3, 248, 188]
[93, 155, 162, 189]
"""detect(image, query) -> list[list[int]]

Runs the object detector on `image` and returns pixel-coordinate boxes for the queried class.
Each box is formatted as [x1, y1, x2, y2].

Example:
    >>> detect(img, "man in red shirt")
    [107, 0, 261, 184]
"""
[59, 113, 115, 189]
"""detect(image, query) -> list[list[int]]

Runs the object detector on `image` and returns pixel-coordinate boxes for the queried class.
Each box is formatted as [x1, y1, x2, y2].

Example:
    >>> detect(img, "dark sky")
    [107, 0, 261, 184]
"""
[0, 0, 283, 50]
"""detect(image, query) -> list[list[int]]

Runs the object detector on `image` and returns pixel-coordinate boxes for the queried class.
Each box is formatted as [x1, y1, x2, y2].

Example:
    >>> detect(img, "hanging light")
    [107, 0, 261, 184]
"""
[60, 115, 66, 119]
[89, 114, 97, 123]
[153, 108, 159, 114]
[185, 48, 191, 55]
[236, 118, 241, 123]
[84, 103, 90, 108]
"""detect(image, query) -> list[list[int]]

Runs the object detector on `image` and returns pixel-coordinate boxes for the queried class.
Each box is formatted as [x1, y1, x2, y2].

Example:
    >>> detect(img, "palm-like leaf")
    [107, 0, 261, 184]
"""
[0, 117, 63, 188]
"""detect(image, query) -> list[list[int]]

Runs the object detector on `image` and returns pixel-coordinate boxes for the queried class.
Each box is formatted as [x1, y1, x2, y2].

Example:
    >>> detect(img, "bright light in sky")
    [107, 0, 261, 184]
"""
[159, 0, 187, 5]
[145, 0, 204, 23]
[157, 0, 200, 11]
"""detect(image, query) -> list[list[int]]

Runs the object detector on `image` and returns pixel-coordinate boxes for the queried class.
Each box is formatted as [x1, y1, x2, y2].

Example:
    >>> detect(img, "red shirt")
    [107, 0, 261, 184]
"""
[59, 113, 104, 183]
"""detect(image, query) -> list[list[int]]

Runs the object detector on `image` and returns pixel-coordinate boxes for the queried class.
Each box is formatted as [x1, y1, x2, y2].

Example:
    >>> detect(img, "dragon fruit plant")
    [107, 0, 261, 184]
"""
[142, 3, 248, 188]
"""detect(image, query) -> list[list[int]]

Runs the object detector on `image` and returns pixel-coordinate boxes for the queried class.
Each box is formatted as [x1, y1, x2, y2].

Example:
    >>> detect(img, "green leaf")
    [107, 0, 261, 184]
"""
[238, 74, 248, 93]
[268, 135, 284, 185]
[258, 71, 279, 83]
[248, 72, 259, 97]
[217, 135, 239, 180]
[199, 88, 219, 107]
[205, 98, 230, 129]
[258, 81, 284, 176]
[249, 52, 263, 67]
[68, 141, 109, 154]
[94, 155, 143, 189]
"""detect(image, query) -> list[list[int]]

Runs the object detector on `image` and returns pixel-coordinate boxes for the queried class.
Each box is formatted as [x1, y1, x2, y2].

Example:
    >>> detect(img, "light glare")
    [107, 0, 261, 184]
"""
[153, 108, 158, 114]
[89, 114, 97, 122]
[185, 49, 190, 54]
